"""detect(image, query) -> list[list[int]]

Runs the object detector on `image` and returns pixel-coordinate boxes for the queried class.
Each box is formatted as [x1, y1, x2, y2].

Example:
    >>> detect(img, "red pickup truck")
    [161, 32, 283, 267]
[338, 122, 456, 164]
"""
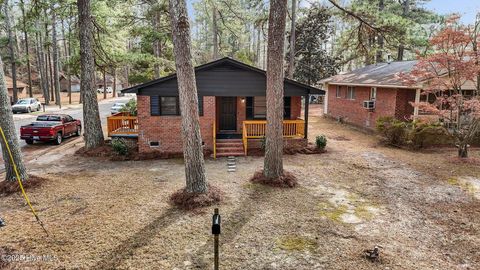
[20, 114, 82, 145]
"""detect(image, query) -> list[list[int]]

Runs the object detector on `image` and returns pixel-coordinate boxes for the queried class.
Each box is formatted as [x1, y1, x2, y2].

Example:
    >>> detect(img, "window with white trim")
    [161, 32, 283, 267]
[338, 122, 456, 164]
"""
[336, 85, 342, 98]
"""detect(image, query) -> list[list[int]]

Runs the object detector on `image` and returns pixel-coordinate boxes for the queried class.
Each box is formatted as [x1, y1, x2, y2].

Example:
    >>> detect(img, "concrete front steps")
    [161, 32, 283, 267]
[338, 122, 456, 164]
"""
[215, 139, 245, 157]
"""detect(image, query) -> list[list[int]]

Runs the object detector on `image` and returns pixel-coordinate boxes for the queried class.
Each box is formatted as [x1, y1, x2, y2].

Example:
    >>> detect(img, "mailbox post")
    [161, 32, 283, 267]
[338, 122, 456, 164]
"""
[212, 208, 221, 270]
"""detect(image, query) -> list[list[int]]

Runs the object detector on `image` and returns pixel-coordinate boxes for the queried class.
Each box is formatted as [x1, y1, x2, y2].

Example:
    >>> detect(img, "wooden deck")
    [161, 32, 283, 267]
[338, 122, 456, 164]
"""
[107, 112, 139, 137]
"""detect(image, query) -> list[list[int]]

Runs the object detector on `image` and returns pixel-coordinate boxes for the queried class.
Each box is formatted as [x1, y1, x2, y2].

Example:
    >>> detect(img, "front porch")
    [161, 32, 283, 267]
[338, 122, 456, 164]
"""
[212, 119, 307, 158]
[106, 95, 310, 158]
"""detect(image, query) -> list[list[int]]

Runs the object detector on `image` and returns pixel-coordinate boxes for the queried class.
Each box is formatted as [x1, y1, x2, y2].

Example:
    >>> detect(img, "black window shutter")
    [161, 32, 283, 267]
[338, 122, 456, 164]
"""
[284, 97, 291, 119]
[151, 96, 160, 116]
[198, 96, 204, 116]
[246, 97, 254, 120]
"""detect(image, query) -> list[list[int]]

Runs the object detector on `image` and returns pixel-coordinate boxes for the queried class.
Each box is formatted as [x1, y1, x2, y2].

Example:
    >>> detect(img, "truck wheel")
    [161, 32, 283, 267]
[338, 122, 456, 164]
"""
[25, 139, 34, 145]
[54, 132, 63, 145]
[75, 126, 82, 136]
[37, 105, 41, 111]
[27, 107, 31, 113]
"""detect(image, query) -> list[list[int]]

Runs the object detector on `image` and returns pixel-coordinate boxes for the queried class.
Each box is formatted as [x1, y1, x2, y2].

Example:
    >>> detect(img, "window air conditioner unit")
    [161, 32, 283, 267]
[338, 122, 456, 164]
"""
[363, 100, 375, 110]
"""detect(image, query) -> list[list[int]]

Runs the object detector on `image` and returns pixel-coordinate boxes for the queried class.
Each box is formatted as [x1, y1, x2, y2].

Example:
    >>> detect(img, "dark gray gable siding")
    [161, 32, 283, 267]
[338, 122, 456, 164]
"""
[125, 58, 324, 97]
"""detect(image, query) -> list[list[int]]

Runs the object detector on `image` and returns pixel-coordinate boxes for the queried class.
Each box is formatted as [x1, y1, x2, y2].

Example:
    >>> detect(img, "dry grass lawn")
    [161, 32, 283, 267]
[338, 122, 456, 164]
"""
[1, 105, 479, 269]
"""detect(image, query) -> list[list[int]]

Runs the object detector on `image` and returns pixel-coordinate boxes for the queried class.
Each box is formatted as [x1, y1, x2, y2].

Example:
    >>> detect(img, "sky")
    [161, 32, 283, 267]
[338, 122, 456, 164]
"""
[425, 0, 479, 24]
[187, 0, 479, 24]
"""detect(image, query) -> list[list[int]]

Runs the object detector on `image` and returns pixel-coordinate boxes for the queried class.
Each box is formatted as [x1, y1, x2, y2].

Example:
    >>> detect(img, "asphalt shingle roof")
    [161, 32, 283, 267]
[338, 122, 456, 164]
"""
[321, 61, 418, 88]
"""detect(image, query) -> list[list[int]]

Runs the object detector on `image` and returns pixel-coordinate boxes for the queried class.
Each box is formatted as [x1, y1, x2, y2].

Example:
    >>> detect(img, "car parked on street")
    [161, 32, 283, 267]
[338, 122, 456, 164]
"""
[110, 102, 126, 114]
[20, 114, 82, 145]
[12, 98, 41, 114]
[97, 86, 113, 94]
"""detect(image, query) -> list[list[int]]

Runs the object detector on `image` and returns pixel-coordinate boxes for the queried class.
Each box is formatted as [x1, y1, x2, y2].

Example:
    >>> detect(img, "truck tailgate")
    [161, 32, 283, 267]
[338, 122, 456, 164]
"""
[21, 122, 61, 137]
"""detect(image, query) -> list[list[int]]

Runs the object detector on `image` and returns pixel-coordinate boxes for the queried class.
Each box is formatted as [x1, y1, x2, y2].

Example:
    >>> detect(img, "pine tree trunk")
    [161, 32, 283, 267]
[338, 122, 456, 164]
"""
[125, 40, 131, 88]
[397, 0, 409, 61]
[20, 0, 33, 98]
[45, 8, 55, 103]
[153, 10, 162, 79]
[103, 69, 107, 100]
[376, 0, 384, 63]
[0, 55, 28, 182]
[264, 0, 288, 179]
[51, 6, 61, 108]
[48, 48, 55, 102]
[77, 0, 105, 149]
[4, 1, 18, 103]
[112, 68, 116, 98]
[256, 27, 261, 66]
[168, 0, 208, 193]
[287, 0, 296, 78]
[67, 17, 73, 104]
[212, 5, 218, 60]
[35, 20, 49, 104]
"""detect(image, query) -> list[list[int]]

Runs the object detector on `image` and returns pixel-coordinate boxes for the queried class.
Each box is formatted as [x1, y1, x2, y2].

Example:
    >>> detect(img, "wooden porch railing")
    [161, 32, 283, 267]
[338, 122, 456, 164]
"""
[242, 119, 305, 154]
[107, 112, 139, 137]
[213, 121, 216, 159]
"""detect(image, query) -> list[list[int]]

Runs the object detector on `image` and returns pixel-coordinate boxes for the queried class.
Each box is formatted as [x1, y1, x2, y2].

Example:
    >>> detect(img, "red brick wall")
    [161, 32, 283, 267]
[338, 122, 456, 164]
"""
[138, 95, 303, 153]
[138, 95, 215, 154]
[395, 89, 415, 120]
[327, 85, 415, 129]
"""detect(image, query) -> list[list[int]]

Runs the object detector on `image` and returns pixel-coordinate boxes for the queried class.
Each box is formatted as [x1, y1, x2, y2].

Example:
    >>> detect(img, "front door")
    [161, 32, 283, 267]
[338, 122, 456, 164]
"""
[219, 97, 237, 131]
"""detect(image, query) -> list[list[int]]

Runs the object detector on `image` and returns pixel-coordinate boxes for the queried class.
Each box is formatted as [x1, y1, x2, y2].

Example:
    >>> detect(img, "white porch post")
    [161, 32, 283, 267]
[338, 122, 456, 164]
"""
[413, 88, 421, 119]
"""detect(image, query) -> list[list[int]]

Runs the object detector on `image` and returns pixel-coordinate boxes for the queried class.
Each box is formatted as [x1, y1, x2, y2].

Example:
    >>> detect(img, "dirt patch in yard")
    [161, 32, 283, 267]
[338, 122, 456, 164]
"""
[170, 185, 224, 210]
[250, 170, 298, 188]
[0, 175, 48, 196]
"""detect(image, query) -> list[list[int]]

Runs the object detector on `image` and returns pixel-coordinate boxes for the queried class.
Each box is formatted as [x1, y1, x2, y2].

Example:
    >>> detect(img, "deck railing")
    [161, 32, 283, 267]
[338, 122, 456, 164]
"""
[213, 121, 216, 159]
[107, 112, 139, 137]
[242, 119, 305, 154]
[242, 120, 305, 138]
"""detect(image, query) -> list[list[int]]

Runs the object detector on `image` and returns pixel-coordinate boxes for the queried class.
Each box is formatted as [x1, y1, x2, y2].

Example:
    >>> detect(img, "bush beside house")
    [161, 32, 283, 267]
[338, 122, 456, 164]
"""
[376, 117, 454, 148]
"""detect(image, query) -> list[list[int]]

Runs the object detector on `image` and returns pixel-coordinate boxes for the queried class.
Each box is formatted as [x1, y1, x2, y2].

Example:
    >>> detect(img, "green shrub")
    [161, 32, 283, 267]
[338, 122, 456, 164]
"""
[315, 135, 327, 150]
[120, 99, 137, 116]
[409, 121, 452, 148]
[112, 138, 129, 156]
[376, 116, 409, 146]
[377, 117, 454, 148]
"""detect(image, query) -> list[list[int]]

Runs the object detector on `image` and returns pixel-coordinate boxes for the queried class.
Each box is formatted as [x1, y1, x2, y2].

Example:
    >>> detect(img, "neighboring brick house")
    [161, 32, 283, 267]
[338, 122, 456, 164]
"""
[109, 57, 323, 157]
[321, 61, 425, 129]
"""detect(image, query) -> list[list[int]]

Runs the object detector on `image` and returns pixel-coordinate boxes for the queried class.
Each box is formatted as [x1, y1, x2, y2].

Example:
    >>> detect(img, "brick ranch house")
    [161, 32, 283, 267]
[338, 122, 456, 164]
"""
[107, 57, 324, 158]
[320, 61, 477, 129]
